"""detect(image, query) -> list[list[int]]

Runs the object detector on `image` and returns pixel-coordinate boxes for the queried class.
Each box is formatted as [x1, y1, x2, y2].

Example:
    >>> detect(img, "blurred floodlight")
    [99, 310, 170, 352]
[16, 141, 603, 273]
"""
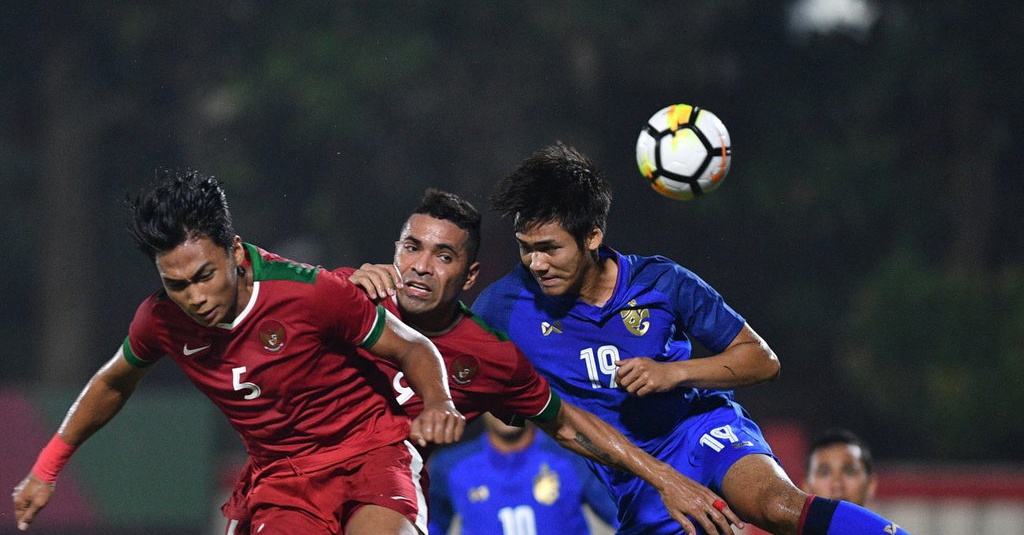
[788, 0, 878, 36]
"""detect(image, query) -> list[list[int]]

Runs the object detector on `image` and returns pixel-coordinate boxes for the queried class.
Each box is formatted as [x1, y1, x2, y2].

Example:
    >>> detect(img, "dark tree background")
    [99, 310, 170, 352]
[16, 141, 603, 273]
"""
[2, 1, 1021, 462]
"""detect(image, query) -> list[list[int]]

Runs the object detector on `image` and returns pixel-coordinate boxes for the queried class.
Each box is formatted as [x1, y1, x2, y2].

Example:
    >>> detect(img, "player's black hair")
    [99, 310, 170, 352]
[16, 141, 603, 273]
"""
[806, 428, 875, 476]
[411, 188, 481, 263]
[126, 168, 235, 261]
[491, 141, 612, 246]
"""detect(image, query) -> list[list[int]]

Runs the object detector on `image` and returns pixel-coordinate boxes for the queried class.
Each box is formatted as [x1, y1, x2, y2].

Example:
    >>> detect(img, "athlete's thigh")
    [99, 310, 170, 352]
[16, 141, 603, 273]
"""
[346, 504, 420, 535]
[339, 441, 426, 534]
[685, 404, 778, 492]
[250, 506, 333, 535]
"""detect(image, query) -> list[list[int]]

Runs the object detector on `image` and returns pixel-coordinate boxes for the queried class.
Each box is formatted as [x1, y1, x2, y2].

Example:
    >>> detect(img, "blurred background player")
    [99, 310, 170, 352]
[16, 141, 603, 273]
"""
[429, 413, 617, 535]
[803, 428, 876, 506]
[473, 141, 912, 535]
[12, 170, 464, 535]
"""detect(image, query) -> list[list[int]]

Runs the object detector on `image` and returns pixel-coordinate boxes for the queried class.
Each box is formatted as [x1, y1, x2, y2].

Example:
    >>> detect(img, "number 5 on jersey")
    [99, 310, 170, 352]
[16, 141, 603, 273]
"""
[232, 366, 262, 399]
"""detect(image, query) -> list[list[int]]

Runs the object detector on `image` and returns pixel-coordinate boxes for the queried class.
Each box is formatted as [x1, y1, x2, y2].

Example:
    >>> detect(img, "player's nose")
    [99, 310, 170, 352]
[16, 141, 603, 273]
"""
[527, 252, 547, 271]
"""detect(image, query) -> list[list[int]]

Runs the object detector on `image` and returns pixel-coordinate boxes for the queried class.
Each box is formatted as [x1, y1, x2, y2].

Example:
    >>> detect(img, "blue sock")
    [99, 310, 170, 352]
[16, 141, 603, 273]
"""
[800, 496, 910, 535]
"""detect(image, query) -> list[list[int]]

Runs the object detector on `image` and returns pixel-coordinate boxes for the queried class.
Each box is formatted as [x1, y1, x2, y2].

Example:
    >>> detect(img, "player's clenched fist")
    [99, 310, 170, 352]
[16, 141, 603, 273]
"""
[409, 400, 465, 447]
[12, 473, 54, 531]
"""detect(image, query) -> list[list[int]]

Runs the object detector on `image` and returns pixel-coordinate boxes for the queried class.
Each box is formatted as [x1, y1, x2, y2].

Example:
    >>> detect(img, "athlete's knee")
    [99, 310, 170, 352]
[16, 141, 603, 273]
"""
[722, 455, 807, 535]
[751, 488, 808, 535]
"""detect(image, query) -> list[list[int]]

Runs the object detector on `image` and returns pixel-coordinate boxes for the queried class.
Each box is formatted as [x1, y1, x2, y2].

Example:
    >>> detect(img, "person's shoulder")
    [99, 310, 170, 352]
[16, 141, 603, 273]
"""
[620, 249, 684, 272]
[478, 268, 520, 294]
[245, 243, 321, 284]
[457, 304, 512, 343]
[621, 250, 702, 285]
[474, 264, 532, 312]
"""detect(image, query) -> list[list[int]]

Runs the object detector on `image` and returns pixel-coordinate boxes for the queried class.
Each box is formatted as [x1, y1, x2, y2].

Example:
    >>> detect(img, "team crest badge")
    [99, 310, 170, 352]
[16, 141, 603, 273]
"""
[259, 321, 286, 352]
[450, 354, 479, 385]
[468, 485, 490, 503]
[620, 299, 650, 336]
[532, 463, 560, 505]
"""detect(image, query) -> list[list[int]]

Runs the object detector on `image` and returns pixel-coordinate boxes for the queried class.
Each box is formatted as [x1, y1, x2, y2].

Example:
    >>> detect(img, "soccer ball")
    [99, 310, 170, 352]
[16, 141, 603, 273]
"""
[636, 103, 732, 200]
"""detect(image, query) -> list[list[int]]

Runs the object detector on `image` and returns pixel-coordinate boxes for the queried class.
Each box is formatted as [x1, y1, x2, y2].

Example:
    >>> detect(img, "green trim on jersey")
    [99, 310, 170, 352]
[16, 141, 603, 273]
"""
[528, 390, 562, 424]
[460, 301, 510, 342]
[121, 337, 155, 368]
[359, 305, 387, 348]
[243, 242, 320, 283]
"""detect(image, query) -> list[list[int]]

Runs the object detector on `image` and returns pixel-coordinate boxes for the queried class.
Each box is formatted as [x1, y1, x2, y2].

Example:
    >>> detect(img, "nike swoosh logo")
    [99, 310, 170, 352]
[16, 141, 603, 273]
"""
[183, 344, 211, 356]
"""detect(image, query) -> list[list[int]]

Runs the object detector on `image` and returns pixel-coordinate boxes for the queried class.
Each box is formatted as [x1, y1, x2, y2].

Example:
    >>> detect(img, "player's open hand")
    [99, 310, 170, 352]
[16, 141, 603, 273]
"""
[615, 357, 684, 396]
[651, 467, 745, 535]
[409, 399, 465, 447]
[349, 263, 403, 300]
[12, 473, 54, 531]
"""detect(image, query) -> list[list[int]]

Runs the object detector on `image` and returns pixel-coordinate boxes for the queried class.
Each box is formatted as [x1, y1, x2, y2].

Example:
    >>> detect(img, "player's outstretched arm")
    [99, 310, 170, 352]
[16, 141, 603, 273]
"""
[535, 402, 743, 535]
[367, 310, 465, 447]
[616, 323, 780, 396]
[12, 348, 149, 531]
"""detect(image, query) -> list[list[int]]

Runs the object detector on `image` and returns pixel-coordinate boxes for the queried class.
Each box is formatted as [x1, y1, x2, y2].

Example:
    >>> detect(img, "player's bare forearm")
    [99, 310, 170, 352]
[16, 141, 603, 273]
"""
[616, 324, 779, 395]
[401, 349, 465, 446]
[371, 311, 465, 445]
[58, 349, 148, 444]
[13, 349, 147, 531]
[375, 311, 452, 403]
[536, 403, 628, 469]
[538, 402, 660, 474]
[698, 323, 779, 388]
[538, 402, 743, 535]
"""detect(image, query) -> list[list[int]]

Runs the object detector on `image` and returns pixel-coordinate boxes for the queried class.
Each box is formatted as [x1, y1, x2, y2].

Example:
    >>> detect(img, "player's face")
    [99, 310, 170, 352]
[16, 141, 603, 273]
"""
[515, 221, 601, 298]
[155, 235, 246, 327]
[393, 214, 480, 328]
[804, 443, 876, 505]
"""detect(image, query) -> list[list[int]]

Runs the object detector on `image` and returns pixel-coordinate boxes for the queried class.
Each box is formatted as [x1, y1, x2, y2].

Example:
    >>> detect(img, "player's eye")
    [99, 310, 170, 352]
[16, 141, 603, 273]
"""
[165, 281, 188, 292]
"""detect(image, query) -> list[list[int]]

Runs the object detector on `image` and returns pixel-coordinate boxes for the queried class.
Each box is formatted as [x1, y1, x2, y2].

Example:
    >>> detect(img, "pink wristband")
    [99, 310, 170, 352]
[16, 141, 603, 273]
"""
[31, 433, 77, 483]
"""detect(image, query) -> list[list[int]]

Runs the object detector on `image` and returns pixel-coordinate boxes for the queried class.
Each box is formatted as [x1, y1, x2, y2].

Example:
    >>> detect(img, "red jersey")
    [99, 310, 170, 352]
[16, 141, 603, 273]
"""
[123, 244, 409, 466]
[332, 269, 556, 427]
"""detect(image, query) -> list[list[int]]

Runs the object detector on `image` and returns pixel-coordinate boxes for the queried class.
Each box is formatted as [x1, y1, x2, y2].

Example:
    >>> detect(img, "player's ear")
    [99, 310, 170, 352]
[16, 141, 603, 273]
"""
[231, 236, 245, 266]
[584, 227, 604, 253]
[462, 261, 481, 291]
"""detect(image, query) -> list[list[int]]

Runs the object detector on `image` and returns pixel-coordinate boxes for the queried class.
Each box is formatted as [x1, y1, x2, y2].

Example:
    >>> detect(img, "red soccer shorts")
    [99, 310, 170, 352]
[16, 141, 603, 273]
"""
[224, 441, 426, 534]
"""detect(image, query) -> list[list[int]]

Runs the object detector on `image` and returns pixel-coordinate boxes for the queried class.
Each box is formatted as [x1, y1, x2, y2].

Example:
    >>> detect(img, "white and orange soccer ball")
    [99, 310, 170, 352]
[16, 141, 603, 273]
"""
[636, 103, 732, 200]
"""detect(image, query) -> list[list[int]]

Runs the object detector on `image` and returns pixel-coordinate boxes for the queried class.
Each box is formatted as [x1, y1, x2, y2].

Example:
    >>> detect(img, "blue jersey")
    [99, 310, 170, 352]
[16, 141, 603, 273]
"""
[428, 431, 617, 535]
[474, 247, 775, 534]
